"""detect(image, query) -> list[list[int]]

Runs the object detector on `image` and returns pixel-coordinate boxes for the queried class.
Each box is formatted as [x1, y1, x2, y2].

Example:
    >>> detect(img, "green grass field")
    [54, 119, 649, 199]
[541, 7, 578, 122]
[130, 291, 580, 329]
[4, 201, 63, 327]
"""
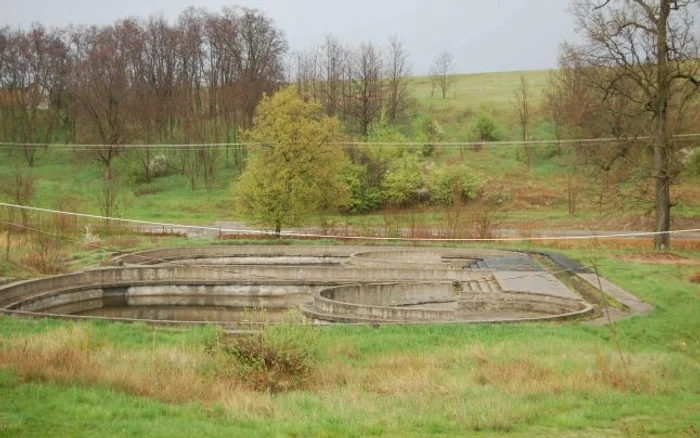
[0, 245, 699, 436]
[410, 69, 551, 139]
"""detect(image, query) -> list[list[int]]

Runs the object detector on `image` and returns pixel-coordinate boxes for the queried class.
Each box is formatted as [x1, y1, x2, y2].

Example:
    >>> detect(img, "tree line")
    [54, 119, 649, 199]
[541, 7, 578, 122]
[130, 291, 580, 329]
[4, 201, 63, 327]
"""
[0, 7, 287, 179]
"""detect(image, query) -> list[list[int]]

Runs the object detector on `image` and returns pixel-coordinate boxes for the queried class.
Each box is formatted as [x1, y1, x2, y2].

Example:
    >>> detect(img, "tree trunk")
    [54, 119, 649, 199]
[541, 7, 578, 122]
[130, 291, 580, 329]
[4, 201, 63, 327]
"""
[104, 161, 112, 180]
[653, 0, 671, 251]
[653, 139, 671, 251]
[5, 223, 11, 261]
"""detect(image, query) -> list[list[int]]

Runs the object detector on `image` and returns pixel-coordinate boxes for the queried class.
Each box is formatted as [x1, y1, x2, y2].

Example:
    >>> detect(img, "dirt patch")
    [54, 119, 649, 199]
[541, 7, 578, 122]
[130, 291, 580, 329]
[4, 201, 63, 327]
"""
[615, 252, 700, 265]
[690, 273, 700, 283]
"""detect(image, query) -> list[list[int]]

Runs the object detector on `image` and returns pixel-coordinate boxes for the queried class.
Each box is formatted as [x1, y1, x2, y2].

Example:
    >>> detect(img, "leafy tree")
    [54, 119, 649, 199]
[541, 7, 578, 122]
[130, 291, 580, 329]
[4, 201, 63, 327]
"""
[382, 153, 423, 206]
[341, 163, 383, 213]
[234, 87, 349, 235]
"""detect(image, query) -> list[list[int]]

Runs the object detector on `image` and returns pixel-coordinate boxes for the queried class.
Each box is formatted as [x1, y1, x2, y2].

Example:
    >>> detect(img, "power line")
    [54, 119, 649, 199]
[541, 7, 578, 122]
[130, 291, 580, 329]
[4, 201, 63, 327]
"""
[1, 202, 698, 243]
[0, 133, 698, 150]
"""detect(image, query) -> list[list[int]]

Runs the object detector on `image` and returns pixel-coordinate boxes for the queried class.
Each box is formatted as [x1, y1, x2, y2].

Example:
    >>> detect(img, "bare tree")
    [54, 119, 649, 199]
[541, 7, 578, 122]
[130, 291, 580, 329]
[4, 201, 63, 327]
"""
[322, 35, 346, 117]
[569, 0, 700, 250]
[513, 73, 532, 168]
[68, 24, 133, 180]
[237, 8, 288, 127]
[0, 6, 290, 187]
[0, 26, 67, 166]
[348, 42, 384, 137]
[293, 46, 322, 99]
[386, 36, 411, 123]
[0, 162, 35, 227]
[430, 51, 455, 100]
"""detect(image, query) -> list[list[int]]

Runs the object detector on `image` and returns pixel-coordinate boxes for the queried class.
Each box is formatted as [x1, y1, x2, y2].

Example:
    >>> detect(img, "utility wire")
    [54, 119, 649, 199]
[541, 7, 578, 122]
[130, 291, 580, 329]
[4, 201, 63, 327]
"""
[0, 133, 698, 150]
[1, 202, 699, 243]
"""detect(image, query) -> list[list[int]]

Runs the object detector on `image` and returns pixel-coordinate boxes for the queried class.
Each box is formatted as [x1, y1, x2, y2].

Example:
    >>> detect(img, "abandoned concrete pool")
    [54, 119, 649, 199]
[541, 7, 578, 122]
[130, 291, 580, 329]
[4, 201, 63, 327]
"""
[0, 246, 651, 327]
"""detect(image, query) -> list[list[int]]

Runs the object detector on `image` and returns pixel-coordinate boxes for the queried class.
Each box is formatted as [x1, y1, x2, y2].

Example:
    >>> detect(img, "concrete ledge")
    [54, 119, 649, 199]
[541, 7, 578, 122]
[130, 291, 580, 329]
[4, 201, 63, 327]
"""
[312, 283, 457, 322]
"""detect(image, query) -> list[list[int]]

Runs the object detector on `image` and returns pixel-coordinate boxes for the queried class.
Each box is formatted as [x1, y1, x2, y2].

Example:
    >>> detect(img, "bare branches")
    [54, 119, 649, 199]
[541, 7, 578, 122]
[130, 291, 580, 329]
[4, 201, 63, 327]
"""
[567, 0, 700, 249]
[593, 0, 611, 10]
[429, 51, 455, 100]
[0, 7, 289, 184]
[386, 36, 411, 124]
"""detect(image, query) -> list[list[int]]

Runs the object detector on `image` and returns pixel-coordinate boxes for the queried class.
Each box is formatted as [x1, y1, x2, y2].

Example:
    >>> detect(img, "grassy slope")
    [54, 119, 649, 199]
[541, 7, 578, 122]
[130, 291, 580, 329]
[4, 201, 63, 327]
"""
[409, 69, 551, 139]
[0, 246, 699, 436]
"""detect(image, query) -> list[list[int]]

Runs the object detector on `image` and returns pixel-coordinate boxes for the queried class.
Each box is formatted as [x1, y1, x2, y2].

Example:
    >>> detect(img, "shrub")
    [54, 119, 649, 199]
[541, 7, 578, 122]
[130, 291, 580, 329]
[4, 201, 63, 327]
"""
[469, 111, 500, 146]
[481, 181, 512, 206]
[382, 153, 424, 206]
[149, 154, 171, 178]
[25, 231, 65, 274]
[429, 165, 481, 206]
[216, 319, 318, 392]
[341, 163, 383, 213]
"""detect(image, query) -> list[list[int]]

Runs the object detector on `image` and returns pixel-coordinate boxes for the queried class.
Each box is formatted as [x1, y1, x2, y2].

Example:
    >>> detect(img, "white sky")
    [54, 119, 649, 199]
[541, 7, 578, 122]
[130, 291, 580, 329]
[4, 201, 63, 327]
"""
[0, 0, 579, 75]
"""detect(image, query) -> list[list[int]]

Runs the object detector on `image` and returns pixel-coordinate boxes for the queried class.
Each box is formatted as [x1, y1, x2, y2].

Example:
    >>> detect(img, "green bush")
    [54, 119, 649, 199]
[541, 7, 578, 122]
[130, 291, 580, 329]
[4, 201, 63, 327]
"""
[382, 153, 424, 206]
[469, 111, 500, 144]
[341, 163, 383, 213]
[216, 319, 319, 393]
[428, 164, 481, 206]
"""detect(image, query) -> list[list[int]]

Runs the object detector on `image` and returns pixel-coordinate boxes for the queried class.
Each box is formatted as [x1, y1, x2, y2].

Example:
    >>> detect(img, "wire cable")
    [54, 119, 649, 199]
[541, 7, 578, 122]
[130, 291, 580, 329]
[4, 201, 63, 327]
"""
[1, 202, 698, 243]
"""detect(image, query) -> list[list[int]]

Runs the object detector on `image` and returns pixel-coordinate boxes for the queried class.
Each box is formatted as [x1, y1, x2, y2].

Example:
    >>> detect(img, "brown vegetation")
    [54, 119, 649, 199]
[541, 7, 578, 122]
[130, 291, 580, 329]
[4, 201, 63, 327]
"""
[565, 0, 700, 250]
[0, 324, 675, 411]
[539, 238, 700, 252]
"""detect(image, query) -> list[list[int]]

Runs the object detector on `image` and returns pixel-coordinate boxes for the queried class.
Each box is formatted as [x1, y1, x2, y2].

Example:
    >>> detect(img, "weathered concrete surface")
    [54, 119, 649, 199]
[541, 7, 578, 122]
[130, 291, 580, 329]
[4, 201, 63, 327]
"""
[493, 271, 580, 300]
[116, 246, 517, 266]
[304, 281, 592, 323]
[0, 245, 641, 327]
[160, 256, 346, 266]
[0, 265, 490, 309]
[324, 282, 457, 307]
[577, 273, 654, 325]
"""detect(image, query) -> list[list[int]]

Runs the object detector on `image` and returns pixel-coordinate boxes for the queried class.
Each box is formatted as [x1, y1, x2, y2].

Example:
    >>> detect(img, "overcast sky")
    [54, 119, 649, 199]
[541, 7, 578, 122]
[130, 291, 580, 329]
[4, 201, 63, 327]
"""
[1, 0, 579, 75]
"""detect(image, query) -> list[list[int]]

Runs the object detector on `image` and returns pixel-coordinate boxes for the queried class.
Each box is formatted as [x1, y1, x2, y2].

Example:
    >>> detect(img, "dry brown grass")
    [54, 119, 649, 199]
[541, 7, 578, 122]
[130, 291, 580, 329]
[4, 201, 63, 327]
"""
[0, 325, 675, 413]
[510, 183, 563, 208]
[615, 252, 700, 265]
[469, 345, 657, 395]
[690, 272, 700, 283]
[0, 326, 241, 404]
[102, 236, 143, 249]
[538, 237, 700, 252]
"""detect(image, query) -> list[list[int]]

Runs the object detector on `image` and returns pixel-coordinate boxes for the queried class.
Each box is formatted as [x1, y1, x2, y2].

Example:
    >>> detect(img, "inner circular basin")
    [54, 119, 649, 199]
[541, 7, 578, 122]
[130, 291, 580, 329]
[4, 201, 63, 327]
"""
[303, 282, 592, 323]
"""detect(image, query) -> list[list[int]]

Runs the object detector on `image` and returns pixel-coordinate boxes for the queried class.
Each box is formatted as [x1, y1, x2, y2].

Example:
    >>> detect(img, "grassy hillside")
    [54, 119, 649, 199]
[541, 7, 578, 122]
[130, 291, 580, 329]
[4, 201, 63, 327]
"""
[409, 69, 552, 139]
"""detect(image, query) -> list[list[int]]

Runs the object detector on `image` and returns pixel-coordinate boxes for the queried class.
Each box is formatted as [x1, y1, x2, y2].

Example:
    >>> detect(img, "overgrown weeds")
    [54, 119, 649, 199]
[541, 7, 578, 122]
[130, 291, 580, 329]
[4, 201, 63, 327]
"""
[24, 231, 65, 274]
[0, 325, 239, 403]
[211, 318, 319, 393]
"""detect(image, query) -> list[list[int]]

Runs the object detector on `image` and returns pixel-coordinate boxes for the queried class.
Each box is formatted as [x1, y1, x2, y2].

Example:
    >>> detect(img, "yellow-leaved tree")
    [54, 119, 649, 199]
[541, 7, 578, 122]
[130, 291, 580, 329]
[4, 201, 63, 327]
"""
[234, 87, 349, 235]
